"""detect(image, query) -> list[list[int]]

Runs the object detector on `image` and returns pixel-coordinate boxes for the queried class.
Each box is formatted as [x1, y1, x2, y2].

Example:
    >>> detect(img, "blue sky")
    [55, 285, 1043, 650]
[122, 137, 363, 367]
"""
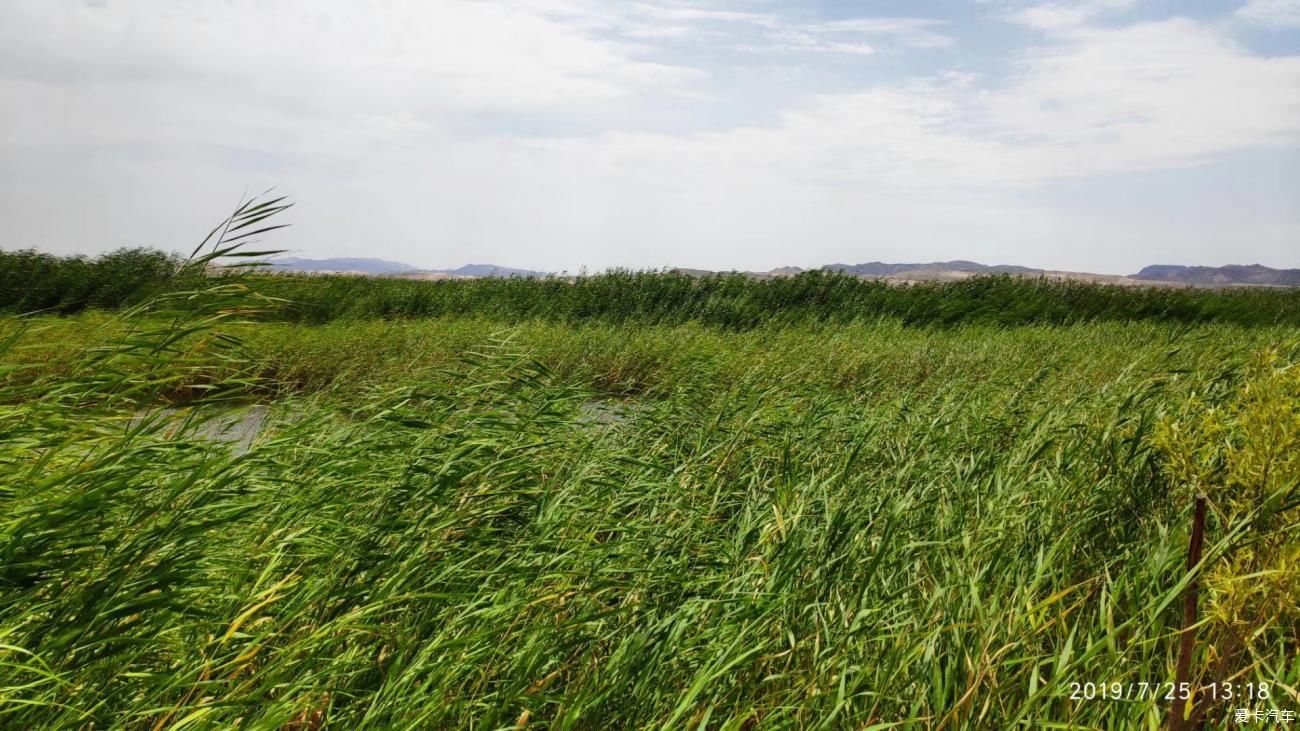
[1, 0, 1298, 273]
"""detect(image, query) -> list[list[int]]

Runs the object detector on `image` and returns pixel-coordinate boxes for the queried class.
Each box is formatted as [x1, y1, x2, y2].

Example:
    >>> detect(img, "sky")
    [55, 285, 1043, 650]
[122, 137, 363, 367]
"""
[1, 0, 1298, 274]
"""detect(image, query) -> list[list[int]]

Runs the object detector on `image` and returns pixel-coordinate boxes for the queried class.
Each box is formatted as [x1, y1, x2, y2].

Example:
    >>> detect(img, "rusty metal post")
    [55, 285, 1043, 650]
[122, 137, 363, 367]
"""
[1169, 493, 1207, 731]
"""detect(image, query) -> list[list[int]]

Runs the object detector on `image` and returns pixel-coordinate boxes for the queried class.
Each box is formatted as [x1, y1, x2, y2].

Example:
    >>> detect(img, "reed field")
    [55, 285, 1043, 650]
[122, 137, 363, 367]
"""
[1, 206, 1298, 728]
[7, 247, 1300, 330]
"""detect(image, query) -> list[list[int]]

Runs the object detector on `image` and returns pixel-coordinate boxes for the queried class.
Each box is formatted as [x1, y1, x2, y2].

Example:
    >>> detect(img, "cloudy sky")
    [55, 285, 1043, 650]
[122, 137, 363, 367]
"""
[1, 0, 1298, 273]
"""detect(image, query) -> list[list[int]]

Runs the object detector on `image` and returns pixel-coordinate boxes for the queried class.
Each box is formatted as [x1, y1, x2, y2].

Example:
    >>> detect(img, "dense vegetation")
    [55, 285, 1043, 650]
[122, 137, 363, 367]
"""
[5, 246, 1300, 328]
[0, 247, 183, 314]
[234, 270, 1300, 328]
[1, 204, 1296, 727]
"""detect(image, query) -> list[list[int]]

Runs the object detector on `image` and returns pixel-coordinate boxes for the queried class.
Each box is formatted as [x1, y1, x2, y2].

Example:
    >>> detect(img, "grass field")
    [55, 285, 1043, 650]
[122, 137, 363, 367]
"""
[3, 301, 1298, 728]
[8, 246, 1300, 329]
[1, 208, 1298, 728]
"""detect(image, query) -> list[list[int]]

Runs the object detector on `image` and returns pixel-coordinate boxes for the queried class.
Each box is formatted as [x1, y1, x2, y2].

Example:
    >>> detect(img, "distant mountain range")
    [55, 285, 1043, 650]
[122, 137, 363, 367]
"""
[267, 257, 418, 275]
[266, 257, 545, 278]
[1133, 264, 1300, 287]
[263, 256, 1300, 287]
[435, 264, 546, 279]
[811, 261, 1300, 287]
[824, 260, 1039, 277]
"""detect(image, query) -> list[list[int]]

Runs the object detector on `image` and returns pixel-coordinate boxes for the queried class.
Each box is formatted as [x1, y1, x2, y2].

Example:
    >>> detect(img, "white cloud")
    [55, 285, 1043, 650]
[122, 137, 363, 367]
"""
[1235, 0, 1300, 29]
[0, 1, 1297, 273]
[1008, 0, 1141, 30]
[530, 2, 954, 56]
[542, 18, 1300, 190]
[984, 19, 1300, 174]
[752, 30, 878, 56]
[763, 16, 955, 54]
[810, 18, 954, 49]
[0, 0, 700, 123]
[633, 5, 779, 29]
